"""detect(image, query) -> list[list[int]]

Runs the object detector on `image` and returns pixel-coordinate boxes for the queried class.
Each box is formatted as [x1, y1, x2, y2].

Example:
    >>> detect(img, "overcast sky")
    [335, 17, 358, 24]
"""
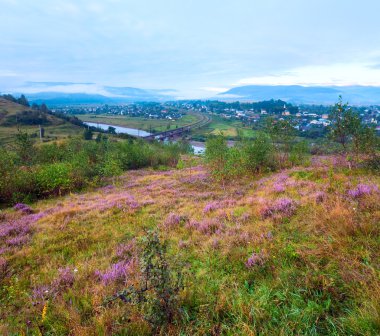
[2, 0, 380, 98]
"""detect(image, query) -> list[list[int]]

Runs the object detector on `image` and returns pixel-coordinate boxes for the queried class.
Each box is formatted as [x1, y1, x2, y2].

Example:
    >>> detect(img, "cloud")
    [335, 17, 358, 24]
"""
[236, 63, 380, 87]
[2, 0, 380, 98]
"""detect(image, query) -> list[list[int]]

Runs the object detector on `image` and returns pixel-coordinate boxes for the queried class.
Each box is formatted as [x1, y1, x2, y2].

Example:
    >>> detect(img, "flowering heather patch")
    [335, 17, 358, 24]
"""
[100, 185, 115, 193]
[13, 203, 33, 214]
[180, 172, 209, 184]
[273, 182, 285, 193]
[52, 267, 75, 289]
[276, 173, 289, 182]
[347, 184, 379, 198]
[245, 252, 265, 268]
[185, 219, 200, 230]
[0, 247, 10, 255]
[203, 201, 220, 213]
[0, 257, 7, 273]
[95, 259, 135, 284]
[6, 234, 30, 246]
[197, 218, 224, 235]
[0, 211, 45, 253]
[116, 240, 136, 258]
[261, 197, 298, 219]
[32, 285, 51, 302]
[163, 212, 182, 229]
[315, 191, 326, 203]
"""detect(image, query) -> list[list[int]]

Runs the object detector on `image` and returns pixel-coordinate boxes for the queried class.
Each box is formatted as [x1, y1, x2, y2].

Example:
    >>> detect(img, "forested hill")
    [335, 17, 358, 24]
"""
[0, 96, 83, 128]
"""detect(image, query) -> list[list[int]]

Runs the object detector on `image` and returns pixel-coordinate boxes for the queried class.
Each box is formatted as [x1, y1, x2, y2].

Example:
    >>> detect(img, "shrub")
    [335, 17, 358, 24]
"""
[289, 140, 310, 166]
[241, 132, 277, 173]
[35, 163, 73, 195]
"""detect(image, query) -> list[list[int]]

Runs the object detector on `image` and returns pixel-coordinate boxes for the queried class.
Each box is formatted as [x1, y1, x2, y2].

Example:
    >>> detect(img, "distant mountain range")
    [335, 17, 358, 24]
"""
[218, 85, 380, 105]
[14, 85, 177, 106]
[8, 84, 380, 105]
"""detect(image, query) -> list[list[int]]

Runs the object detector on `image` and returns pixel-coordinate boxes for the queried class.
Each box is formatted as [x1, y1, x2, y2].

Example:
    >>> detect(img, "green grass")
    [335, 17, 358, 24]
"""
[0, 123, 84, 144]
[192, 115, 257, 139]
[1, 158, 379, 334]
[78, 112, 201, 133]
[0, 98, 84, 145]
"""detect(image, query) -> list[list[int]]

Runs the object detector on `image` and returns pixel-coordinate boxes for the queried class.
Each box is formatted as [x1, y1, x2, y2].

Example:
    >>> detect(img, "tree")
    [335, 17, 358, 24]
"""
[40, 103, 49, 113]
[265, 117, 297, 166]
[83, 128, 93, 140]
[328, 96, 357, 152]
[205, 134, 243, 183]
[241, 132, 276, 173]
[108, 126, 116, 134]
[14, 129, 34, 165]
[17, 94, 30, 107]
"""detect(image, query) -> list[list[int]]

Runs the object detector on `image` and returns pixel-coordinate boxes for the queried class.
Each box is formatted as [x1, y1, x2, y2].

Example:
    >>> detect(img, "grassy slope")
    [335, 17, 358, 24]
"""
[0, 98, 83, 144]
[78, 113, 200, 133]
[0, 158, 379, 335]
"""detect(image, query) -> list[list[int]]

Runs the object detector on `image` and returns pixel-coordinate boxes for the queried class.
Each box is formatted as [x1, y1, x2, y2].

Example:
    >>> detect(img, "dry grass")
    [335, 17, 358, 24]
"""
[0, 157, 379, 334]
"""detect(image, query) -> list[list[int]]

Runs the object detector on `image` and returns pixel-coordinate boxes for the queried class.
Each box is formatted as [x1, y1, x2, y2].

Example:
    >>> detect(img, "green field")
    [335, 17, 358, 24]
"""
[192, 115, 256, 139]
[78, 113, 200, 133]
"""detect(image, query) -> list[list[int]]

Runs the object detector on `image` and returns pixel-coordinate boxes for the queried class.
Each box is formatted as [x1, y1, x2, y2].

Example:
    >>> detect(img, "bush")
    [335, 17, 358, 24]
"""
[0, 137, 191, 205]
[289, 140, 310, 166]
[205, 135, 243, 182]
[35, 163, 73, 195]
[241, 132, 277, 173]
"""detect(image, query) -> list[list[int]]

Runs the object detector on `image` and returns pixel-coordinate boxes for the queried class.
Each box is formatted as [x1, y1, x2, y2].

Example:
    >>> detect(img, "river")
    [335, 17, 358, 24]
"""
[83, 121, 205, 154]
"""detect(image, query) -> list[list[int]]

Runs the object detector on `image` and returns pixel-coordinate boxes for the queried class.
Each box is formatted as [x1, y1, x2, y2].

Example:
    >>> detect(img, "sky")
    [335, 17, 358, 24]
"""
[2, 0, 380, 98]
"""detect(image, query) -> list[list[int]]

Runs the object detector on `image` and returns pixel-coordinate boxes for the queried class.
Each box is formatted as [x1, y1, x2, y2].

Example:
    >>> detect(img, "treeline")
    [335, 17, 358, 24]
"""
[180, 99, 299, 114]
[1, 94, 85, 128]
[205, 98, 380, 182]
[1, 93, 30, 107]
[0, 134, 191, 205]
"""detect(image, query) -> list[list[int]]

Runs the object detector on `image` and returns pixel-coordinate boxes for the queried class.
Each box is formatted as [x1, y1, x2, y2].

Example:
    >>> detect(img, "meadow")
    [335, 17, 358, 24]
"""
[78, 113, 200, 133]
[0, 154, 379, 335]
[190, 115, 256, 140]
[1, 99, 379, 335]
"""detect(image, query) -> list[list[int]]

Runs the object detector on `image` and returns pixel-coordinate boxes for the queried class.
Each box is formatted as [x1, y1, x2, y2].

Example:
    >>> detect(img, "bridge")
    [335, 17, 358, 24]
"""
[143, 113, 210, 141]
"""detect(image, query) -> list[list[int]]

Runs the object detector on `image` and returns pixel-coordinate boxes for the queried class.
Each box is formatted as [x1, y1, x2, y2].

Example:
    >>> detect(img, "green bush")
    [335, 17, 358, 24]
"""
[241, 132, 276, 173]
[0, 137, 191, 205]
[36, 163, 73, 195]
[289, 140, 310, 166]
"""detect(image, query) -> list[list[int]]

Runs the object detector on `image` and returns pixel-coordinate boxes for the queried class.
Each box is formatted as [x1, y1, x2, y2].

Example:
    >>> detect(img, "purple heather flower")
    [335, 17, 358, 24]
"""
[348, 184, 379, 198]
[95, 259, 134, 284]
[203, 201, 220, 213]
[52, 267, 75, 289]
[261, 197, 297, 219]
[6, 234, 30, 246]
[198, 218, 224, 235]
[273, 183, 285, 193]
[163, 212, 182, 228]
[13, 203, 33, 214]
[32, 285, 51, 301]
[116, 241, 135, 258]
[245, 252, 264, 268]
[315, 191, 326, 203]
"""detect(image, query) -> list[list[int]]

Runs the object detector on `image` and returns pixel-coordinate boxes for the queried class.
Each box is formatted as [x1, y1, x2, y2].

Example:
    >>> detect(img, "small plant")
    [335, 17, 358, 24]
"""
[104, 231, 187, 332]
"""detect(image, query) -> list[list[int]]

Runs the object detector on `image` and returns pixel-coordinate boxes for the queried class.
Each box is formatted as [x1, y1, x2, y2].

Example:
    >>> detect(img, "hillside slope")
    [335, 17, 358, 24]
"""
[0, 159, 379, 334]
[0, 98, 83, 143]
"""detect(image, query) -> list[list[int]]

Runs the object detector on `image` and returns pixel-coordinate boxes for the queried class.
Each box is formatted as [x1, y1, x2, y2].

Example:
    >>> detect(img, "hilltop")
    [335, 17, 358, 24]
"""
[0, 158, 379, 334]
[0, 97, 83, 143]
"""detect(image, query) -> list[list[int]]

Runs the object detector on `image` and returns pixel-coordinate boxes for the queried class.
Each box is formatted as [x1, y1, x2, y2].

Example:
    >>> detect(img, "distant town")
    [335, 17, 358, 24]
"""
[52, 99, 380, 137]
